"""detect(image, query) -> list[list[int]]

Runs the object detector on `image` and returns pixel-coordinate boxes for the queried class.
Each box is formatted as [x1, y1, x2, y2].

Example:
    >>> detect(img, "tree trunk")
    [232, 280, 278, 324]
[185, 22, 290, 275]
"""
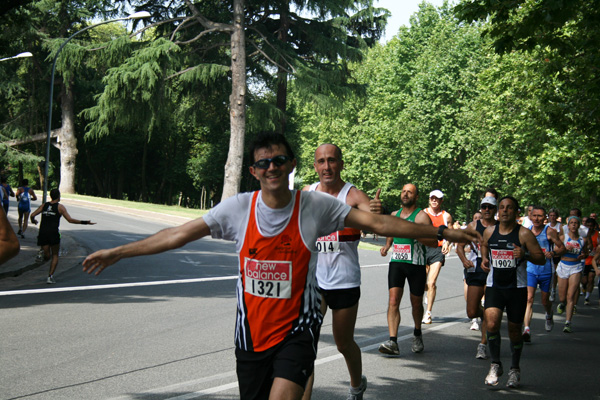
[221, 0, 246, 201]
[58, 81, 77, 194]
[141, 134, 148, 202]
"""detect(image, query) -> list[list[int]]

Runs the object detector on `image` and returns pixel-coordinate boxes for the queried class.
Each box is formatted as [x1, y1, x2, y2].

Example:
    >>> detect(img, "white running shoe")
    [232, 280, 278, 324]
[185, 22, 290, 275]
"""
[422, 311, 432, 324]
[485, 363, 503, 386]
[545, 314, 554, 332]
[522, 327, 531, 343]
[506, 368, 520, 388]
[470, 318, 480, 331]
[347, 375, 367, 400]
[476, 343, 488, 360]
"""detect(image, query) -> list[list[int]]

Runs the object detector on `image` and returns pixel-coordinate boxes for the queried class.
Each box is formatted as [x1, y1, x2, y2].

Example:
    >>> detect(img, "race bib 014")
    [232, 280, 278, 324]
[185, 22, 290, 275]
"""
[316, 232, 341, 253]
[244, 258, 292, 299]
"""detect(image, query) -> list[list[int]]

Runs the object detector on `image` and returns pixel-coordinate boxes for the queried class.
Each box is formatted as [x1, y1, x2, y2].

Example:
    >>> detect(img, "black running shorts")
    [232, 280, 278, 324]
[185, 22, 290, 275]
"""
[388, 262, 426, 296]
[37, 231, 60, 247]
[484, 286, 527, 324]
[321, 287, 360, 310]
[235, 325, 320, 399]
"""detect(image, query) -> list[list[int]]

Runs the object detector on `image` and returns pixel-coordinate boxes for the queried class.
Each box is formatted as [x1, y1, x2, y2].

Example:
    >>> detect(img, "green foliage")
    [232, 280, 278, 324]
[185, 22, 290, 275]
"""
[290, 1, 599, 221]
[82, 38, 179, 139]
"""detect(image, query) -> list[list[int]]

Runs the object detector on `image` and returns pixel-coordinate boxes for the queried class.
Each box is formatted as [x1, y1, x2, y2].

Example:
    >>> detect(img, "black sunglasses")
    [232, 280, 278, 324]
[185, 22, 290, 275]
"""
[253, 155, 292, 169]
[481, 204, 496, 210]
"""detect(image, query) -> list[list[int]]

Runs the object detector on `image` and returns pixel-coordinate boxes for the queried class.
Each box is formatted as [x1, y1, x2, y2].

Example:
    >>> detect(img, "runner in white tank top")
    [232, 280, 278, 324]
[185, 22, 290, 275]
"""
[302, 143, 381, 400]
[309, 181, 361, 289]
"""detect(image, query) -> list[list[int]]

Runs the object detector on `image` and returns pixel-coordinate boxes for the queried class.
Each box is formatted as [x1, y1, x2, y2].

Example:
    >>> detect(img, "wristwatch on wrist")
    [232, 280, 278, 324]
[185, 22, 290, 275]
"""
[437, 225, 447, 241]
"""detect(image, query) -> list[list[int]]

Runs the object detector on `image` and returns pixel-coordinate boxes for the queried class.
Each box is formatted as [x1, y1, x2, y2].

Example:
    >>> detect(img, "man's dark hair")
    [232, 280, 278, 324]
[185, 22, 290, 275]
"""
[249, 132, 295, 165]
[570, 208, 582, 217]
[21, 179, 29, 186]
[483, 187, 499, 199]
[548, 208, 560, 216]
[50, 189, 60, 201]
[499, 196, 520, 212]
[532, 205, 546, 215]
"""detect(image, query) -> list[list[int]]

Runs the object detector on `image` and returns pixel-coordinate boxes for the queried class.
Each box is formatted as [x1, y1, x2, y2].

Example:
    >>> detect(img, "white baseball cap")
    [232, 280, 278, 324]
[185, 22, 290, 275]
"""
[429, 190, 444, 199]
[481, 196, 497, 206]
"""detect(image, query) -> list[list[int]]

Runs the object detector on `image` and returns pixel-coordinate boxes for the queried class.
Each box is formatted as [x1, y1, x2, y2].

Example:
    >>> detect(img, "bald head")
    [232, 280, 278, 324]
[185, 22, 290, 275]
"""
[315, 143, 342, 161]
[314, 143, 344, 186]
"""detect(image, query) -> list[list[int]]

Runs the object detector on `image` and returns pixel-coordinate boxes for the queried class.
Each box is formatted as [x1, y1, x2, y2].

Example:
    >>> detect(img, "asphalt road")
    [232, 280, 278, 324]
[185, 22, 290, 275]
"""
[1, 202, 599, 400]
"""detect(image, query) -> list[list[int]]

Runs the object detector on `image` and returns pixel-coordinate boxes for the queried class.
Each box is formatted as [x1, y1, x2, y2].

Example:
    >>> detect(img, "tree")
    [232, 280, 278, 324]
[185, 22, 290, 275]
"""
[455, 0, 600, 210]
[83, 0, 387, 202]
[0, 0, 124, 195]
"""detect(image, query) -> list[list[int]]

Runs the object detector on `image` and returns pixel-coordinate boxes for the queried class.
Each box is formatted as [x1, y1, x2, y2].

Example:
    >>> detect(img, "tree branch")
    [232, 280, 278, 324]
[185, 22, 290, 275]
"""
[247, 26, 295, 73]
[183, 0, 233, 33]
[174, 27, 224, 45]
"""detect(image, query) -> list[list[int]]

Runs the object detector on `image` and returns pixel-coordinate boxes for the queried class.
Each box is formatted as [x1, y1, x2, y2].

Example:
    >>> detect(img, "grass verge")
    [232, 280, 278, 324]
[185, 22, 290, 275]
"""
[61, 193, 208, 219]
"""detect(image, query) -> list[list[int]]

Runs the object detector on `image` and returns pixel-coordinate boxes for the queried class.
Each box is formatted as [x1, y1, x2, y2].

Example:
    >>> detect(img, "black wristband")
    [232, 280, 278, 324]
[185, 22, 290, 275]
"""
[81, 220, 90, 225]
[437, 225, 447, 241]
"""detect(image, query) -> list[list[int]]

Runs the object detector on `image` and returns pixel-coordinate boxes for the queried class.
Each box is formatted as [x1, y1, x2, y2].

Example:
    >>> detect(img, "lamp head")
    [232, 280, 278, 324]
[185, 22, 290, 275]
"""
[127, 11, 151, 19]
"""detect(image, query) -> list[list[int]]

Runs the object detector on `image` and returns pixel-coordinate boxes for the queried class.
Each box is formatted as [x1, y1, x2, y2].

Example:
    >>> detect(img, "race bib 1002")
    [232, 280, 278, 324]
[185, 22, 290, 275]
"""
[244, 258, 292, 299]
[316, 232, 341, 253]
[490, 249, 516, 269]
[392, 244, 411, 261]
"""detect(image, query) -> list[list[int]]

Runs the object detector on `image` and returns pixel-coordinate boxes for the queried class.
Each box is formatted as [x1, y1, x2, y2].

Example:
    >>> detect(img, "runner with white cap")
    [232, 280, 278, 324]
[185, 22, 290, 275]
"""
[423, 189, 453, 324]
[457, 195, 498, 359]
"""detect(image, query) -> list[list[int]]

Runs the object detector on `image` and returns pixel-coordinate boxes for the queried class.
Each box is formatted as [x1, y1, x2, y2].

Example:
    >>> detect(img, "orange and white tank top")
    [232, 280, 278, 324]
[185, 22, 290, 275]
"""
[425, 208, 450, 246]
[236, 191, 317, 352]
[309, 182, 361, 290]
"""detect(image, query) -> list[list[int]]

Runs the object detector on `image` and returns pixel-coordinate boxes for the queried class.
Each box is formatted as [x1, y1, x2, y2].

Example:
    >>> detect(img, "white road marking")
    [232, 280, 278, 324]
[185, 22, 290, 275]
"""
[109, 311, 469, 400]
[4, 261, 467, 398]
[0, 276, 237, 296]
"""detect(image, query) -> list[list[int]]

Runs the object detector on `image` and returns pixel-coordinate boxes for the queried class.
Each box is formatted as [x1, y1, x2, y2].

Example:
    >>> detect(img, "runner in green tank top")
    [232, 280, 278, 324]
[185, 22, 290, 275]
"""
[390, 208, 427, 265]
[379, 184, 438, 356]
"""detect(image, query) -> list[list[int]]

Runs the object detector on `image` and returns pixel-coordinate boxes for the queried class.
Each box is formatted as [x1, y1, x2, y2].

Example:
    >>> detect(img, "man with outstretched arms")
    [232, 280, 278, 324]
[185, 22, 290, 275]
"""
[83, 133, 480, 400]
[378, 184, 437, 356]
[457, 196, 498, 360]
[522, 206, 565, 341]
[302, 143, 381, 400]
[422, 189, 453, 324]
[480, 196, 545, 389]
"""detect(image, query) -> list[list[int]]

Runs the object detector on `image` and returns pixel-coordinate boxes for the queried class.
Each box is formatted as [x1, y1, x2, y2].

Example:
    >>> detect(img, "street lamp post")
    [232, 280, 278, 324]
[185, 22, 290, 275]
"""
[0, 52, 33, 62]
[43, 11, 151, 203]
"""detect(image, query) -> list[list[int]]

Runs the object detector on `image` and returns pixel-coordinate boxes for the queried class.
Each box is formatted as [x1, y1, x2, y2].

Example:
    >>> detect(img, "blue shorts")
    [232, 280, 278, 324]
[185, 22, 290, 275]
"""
[527, 272, 553, 293]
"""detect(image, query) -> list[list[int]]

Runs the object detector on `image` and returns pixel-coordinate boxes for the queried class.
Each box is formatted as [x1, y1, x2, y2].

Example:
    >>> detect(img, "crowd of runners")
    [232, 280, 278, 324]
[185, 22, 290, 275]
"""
[12, 133, 589, 400]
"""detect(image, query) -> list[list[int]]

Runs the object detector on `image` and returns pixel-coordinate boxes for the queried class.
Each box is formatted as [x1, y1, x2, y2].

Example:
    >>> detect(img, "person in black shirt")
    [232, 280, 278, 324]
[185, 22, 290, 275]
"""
[480, 196, 545, 388]
[30, 189, 95, 284]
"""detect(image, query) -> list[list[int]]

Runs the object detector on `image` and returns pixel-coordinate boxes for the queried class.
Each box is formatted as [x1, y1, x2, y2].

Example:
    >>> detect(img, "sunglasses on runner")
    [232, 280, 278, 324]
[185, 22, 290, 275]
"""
[481, 204, 496, 210]
[253, 155, 292, 169]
